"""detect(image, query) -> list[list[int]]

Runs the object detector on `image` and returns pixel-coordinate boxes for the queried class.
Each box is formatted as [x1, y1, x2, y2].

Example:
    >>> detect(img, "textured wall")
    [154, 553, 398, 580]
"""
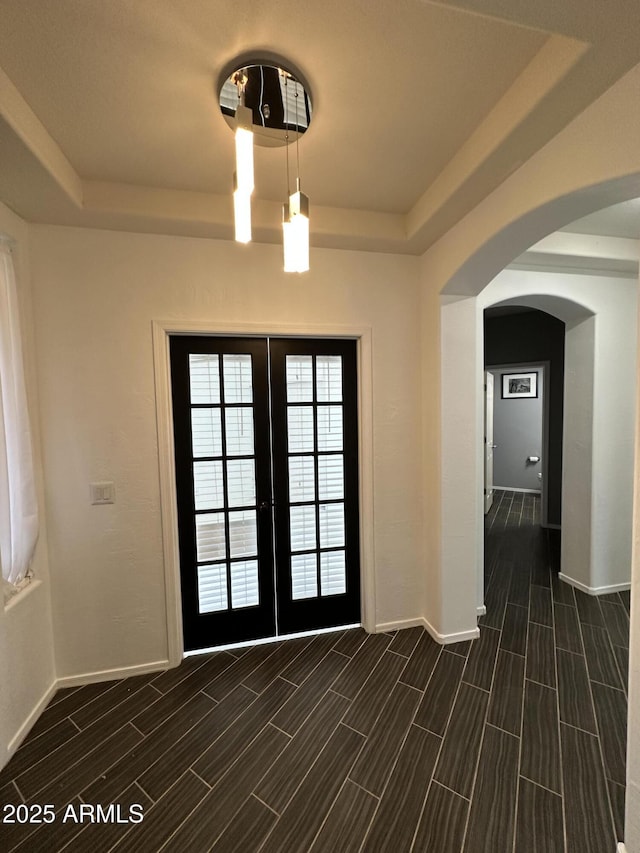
[625, 289, 640, 853]
[30, 225, 423, 679]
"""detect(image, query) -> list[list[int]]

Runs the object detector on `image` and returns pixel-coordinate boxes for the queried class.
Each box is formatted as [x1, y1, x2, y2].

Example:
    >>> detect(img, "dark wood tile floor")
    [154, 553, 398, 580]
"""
[0, 489, 629, 852]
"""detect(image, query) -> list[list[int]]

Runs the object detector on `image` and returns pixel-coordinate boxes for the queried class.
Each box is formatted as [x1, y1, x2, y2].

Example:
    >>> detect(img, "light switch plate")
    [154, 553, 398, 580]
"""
[91, 481, 115, 505]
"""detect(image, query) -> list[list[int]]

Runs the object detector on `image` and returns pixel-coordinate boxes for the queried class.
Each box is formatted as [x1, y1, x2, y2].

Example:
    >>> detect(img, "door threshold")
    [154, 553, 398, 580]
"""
[183, 623, 361, 658]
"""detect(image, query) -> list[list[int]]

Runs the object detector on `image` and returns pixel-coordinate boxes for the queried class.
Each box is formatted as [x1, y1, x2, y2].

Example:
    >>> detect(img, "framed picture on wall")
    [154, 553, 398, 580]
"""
[501, 371, 538, 399]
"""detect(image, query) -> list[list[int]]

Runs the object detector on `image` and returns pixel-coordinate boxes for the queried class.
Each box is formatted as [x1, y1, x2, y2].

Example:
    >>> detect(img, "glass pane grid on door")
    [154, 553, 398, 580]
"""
[173, 336, 358, 650]
[189, 353, 260, 615]
[286, 354, 347, 600]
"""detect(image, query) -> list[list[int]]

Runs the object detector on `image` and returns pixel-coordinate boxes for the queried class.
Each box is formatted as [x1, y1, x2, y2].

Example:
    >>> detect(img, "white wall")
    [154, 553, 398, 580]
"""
[624, 315, 640, 853]
[481, 270, 638, 593]
[628, 590, 640, 852]
[562, 315, 595, 591]
[628, 303, 640, 849]
[0, 203, 55, 771]
[29, 225, 424, 681]
[439, 294, 484, 636]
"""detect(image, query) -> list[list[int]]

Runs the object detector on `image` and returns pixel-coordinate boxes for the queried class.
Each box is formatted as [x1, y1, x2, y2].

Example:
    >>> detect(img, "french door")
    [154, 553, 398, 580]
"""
[170, 336, 360, 651]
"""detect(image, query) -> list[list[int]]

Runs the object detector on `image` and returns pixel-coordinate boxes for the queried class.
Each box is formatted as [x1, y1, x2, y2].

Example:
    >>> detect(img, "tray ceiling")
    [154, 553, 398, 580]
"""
[1, 0, 640, 253]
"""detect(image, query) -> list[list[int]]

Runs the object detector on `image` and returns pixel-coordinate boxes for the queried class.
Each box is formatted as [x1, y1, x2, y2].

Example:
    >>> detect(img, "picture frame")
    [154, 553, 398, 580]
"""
[501, 371, 538, 399]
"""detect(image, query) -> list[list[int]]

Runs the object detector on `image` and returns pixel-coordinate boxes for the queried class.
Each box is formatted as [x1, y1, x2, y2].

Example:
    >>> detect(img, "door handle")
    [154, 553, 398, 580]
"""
[259, 500, 274, 511]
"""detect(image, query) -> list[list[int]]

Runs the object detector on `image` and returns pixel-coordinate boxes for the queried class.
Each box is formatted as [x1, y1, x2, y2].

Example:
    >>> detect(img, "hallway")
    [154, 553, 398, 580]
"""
[483, 489, 629, 852]
[0, 491, 629, 852]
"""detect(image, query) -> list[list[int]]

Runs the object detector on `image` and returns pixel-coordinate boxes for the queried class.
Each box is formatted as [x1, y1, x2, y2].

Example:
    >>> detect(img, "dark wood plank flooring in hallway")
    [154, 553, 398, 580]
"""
[0, 490, 629, 852]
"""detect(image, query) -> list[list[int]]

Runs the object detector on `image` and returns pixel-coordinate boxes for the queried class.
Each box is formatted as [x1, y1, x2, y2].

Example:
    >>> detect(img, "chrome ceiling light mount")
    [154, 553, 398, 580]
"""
[218, 56, 313, 271]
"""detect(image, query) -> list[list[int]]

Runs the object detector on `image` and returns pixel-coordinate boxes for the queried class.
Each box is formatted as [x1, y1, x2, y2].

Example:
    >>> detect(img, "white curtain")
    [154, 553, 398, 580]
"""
[0, 238, 38, 593]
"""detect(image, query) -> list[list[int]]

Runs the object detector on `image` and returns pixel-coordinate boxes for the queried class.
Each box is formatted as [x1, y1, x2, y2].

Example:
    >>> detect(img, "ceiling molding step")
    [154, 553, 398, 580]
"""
[510, 230, 640, 277]
[312, 205, 406, 243]
[508, 256, 638, 279]
[426, 0, 639, 42]
[406, 34, 589, 245]
[83, 181, 231, 223]
[82, 181, 409, 253]
[0, 65, 82, 208]
[526, 231, 640, 262]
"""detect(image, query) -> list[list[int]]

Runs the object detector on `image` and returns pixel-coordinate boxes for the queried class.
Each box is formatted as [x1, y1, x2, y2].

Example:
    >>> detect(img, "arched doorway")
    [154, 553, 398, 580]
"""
[482, 279, 637, 597]
[420, 64, 640, 848]
[435, 201, 639, 853]
[418, 72, 640, 853]
[438, 219, 638, 639]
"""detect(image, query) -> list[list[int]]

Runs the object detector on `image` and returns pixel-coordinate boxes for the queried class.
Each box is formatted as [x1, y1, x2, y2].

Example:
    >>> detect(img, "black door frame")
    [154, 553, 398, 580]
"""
[153, 321, 375, 665]
[168, 332, 363, 652]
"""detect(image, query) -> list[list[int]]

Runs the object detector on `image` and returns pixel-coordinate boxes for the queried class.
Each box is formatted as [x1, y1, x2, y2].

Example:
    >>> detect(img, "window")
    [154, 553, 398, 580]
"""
[0, 239, 38, 600]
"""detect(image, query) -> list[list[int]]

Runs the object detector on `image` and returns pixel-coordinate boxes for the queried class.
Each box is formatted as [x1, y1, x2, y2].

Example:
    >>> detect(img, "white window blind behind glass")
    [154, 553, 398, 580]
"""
[285, 353, 348, 602]
[190, 352, 261, 616]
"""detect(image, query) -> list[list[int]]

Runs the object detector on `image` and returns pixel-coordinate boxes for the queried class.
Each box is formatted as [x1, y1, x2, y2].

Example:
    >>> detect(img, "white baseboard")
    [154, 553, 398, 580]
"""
[477, 605, 487, 617]
[56, 659, 171, 689]
[617, 844, 626, 853]
[378, 616, 480, 645]
[7, 679, 58, 758]
[558, 573, 631, 596]
[423, 617, 480, 645]
[3, 659, 171, 768]
[376, 617, 425, 633]
[495, 486, 541, 494]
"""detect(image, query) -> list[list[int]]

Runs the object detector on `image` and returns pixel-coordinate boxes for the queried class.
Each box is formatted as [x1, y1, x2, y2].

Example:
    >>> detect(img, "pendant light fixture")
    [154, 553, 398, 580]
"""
[218, 56, 313, 267]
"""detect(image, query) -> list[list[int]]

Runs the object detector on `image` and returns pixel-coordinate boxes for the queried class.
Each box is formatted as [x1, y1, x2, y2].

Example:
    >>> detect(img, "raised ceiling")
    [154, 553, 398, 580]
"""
[561, 198, 640, 240]
[1, 0, 640, 253]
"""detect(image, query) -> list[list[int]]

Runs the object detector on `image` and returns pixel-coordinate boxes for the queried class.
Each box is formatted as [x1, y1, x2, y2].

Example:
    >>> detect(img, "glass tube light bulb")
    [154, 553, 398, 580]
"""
[282, 216, 296, 272]
[234, 182, 252, 243]
[282, 190, 309, 273]
[235, 104, 254, 196]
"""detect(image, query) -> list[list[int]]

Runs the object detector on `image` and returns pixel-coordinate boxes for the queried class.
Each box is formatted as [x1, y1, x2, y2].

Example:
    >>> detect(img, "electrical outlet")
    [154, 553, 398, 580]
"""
[90, 481, 115, 505]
